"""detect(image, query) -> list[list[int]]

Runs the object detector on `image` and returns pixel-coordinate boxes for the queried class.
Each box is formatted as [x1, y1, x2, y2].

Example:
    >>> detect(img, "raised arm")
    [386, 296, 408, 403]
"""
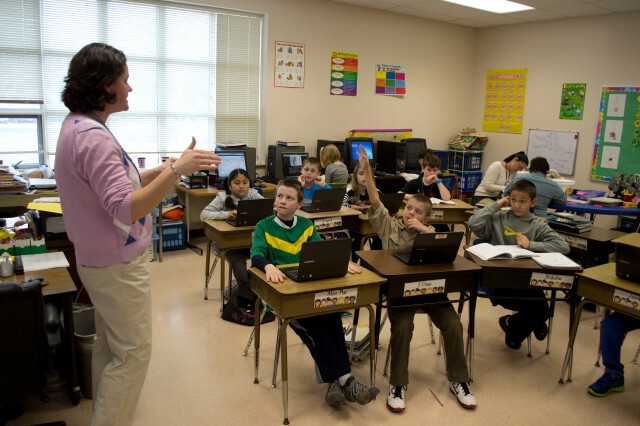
[357, 145, 381, 212]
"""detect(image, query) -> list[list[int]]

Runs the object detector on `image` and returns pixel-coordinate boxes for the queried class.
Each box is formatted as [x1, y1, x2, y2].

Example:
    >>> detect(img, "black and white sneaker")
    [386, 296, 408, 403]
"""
[386, 385, 406, 413]
[449, 381, 476, 409]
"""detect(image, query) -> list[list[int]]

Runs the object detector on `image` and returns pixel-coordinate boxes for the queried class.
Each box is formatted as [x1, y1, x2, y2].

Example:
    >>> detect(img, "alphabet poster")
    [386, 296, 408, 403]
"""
[275, 41, 305, 88]
[330, 51, 358, 96]
[482, 68, 527, 134]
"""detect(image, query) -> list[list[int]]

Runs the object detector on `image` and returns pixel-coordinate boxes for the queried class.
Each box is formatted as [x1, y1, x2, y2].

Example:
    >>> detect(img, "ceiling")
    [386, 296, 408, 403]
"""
[332, 0, 640, 27]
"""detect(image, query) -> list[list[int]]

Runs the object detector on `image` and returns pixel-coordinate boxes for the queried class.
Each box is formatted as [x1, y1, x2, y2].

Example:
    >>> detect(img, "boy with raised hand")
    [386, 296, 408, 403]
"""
[468, 179, 570, 349]
[356, 145, 476, 413]
[298, 157, 331, 208]
[250, 178, 379, 407]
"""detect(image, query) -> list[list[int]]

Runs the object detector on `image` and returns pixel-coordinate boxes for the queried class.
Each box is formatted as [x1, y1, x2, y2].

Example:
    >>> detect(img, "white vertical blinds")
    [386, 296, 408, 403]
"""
[0, 0, 264, 163]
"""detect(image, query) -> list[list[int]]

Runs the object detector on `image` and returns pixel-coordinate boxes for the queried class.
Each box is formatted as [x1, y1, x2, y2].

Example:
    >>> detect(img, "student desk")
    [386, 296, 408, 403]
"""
[295, 206, 361, 235]
[1, 267, 81, 404]
[248, 265, 386, 425]
[203, 219, 254, 312]
[174, 182, 276, 247]
[554, 227, 626, 267]
[559, 262, 640, 383]
[355, 250, 481, 378]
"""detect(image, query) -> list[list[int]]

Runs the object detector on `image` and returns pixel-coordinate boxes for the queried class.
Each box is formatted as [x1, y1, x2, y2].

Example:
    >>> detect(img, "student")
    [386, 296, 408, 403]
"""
[320, 143, 349, 184]
[588, 313, 640, 397]
[399, 149, 451, 201]
[342, 163, 383, 260]
[250, 178, 379, 407]
[504, 156, 567, 216]
[298, 157, 332, 207]
[472, 151, 528, 205]
[200, 169, 264, 323]
[468, 180, 570, 349]
[356, 145, 476, 413]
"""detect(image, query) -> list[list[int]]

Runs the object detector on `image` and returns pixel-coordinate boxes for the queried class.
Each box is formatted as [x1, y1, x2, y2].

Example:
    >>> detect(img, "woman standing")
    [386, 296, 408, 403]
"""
[472, 151, 528, 205]
[55, 43, 219, 425]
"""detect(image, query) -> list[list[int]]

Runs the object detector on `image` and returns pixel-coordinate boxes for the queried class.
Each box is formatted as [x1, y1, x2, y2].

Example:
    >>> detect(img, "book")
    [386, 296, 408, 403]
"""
[430, 197, 456, 205]
[216, 142, 246, 148]
[276, 140, 300, 146]
[465, 243, 538, 261]
[547, 212, 590, 223]
[343, 322, 370, 348]
[547, 220, 592, 234]
[588, 197, 623, 207]
[532, 252, 581, 269]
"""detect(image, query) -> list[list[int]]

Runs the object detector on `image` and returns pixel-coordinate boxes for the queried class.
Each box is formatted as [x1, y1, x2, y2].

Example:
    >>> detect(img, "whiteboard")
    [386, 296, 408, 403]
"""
[526, 129, 578, 175]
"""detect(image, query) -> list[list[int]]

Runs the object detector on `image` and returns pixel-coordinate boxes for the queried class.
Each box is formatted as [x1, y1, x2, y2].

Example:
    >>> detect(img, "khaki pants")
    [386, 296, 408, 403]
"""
[389, 302, 470, 386]
[77, 250, 152, 426]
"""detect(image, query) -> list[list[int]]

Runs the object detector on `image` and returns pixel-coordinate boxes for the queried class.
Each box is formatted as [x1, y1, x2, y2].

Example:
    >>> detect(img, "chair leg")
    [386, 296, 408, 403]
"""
[632, 342, 640, 365]
[595, 343, 602, 367]
[594, 305, 602, 330]
[243, 305, 269, 356]
[382, 341, 391, 377]
[272, 319, 282, 388]
[545, 316, 553, 355]
[527, 334, 532, 357]
[204, 242, 218, 300]
[428, 316, 436, 344]
[437, 332, 444, 355]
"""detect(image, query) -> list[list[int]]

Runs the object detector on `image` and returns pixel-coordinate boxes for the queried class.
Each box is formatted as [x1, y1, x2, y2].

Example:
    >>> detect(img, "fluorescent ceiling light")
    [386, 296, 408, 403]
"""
[443, 0, 534, 14]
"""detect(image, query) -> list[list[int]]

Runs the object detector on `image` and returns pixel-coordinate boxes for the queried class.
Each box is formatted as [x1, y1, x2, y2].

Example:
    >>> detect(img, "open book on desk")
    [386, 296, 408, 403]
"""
[532, 253, 581, 269]
[465, 243, 538, 261]
[430, 198, 456, 205]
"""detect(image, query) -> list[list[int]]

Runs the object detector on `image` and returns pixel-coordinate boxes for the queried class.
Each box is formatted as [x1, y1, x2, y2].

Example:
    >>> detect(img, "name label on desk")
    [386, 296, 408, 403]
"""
[559, 234, 588, 251]
[314, 288, 357, 308]
[314, 216, 342, 231]
[430, 210, 444, 221]
[403, 279, 445, 296]
[613, 289, 640, 312]
[529, 272, 574, 289]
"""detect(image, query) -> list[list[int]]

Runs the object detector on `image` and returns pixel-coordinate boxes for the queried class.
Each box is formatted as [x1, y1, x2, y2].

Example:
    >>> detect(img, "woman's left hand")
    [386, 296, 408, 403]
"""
[172, 137, 221, 176]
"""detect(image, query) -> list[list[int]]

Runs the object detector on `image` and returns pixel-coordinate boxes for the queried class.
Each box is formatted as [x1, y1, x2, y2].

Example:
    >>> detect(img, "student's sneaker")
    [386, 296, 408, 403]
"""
[325, 381, 347, 406]
[449, 382, 477, 409]
[587, 373, 625, 397]
[386, 385, 406, 413]
[341, 376, 380, 405]
[499, 315, 521, 350]
[533, 321, 548, 341]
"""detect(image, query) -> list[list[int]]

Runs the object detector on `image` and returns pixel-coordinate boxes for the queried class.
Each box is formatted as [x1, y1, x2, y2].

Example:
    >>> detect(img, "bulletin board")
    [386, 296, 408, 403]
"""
[591, 86, 640, 181]
[527, 129, 578, 175]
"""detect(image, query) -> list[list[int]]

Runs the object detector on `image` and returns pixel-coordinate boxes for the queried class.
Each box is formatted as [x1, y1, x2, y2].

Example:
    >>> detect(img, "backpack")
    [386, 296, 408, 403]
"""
[221, 286, 275, 326]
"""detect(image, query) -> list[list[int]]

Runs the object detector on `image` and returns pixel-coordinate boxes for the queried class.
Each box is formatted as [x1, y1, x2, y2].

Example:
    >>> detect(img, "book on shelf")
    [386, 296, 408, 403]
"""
[276, 140, 300, 146]
[547, 212, 590, 224]
[465, 243, 538, 261]
[547, 220, 592, 234]
[343, 322, 370, 348]
[532, 252, 582, 269]
[216, 142, 246, 149]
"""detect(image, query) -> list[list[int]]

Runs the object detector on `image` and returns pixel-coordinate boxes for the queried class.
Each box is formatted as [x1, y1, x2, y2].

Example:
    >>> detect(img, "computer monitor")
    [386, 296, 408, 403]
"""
[215, 151, 248, 180]
[346, 138, 374, 170]
[282, 152, 309, 178]
[402, 138, 427, 173]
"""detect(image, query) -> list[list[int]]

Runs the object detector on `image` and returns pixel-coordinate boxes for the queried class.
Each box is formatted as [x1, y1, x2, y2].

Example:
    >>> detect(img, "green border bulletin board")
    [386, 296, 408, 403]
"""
[591, 86, 640, 181]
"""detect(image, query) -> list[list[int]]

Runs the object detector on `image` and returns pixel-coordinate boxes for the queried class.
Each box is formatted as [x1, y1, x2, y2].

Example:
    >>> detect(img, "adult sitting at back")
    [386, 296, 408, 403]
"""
[504, 157, 567, 217]
[472, 151, 528, 205]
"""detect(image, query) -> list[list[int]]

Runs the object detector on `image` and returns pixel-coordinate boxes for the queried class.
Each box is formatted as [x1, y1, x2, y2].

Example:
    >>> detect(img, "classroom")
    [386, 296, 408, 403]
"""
[2, 0, 639, 425]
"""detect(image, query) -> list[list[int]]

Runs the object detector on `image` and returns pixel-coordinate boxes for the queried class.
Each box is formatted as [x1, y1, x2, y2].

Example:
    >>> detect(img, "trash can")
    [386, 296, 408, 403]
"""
[73, 303, 96, 399]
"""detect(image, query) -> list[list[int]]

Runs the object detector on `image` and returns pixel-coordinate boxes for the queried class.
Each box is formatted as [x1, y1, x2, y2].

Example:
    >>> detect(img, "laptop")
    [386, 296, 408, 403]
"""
[379, 192, 405, 215]
[280, 239, 351, 282]
[226, 198, 274, 227]
[393, 231, 464, 265]
[300, 188, 346, 213]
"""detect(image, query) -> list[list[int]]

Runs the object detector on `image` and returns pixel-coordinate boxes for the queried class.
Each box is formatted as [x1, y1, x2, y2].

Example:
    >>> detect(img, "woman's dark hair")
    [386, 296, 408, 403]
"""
[503, 151, 529, 166]
[529, 157, 550, 174]
[61, 43, 127, 113]
[223, 169, 252, 210]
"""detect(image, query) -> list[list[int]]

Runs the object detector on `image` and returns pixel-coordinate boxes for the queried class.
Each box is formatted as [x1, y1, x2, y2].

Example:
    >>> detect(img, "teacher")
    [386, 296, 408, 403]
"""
[472, 151, 529, 205]
[55, 43, 220, 425]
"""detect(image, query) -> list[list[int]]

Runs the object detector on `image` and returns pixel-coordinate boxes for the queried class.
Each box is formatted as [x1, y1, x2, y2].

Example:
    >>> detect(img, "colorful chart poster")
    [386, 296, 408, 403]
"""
[375, 63, 406, 95]
[330, 51, 358, 96]
[482, 68, 527, 134]
[275, 41, 305, 88]
[560, 83, 586, 119]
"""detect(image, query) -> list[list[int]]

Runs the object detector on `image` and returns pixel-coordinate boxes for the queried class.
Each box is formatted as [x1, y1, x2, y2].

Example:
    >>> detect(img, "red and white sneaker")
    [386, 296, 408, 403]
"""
[386, 385, 406, 413]
[449, 381, 476, 409]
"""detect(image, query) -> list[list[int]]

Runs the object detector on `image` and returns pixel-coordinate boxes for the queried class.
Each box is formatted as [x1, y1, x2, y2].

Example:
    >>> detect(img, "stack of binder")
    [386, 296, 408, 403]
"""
[546, 212, 592, 233]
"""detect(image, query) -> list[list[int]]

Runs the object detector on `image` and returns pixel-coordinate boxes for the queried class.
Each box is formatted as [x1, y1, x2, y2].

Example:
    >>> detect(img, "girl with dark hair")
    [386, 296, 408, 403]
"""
[200, 169, 266, 321]
[55, 43, 219, 424]
[472, 151, 529, 205]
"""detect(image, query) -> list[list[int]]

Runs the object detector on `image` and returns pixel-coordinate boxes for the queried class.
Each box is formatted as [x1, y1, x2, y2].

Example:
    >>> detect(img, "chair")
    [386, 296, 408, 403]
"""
[0, 279, 49, 411]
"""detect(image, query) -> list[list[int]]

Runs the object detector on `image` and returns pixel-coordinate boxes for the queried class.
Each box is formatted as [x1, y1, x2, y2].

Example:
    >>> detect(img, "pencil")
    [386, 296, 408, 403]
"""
[429, 388, 443, 406]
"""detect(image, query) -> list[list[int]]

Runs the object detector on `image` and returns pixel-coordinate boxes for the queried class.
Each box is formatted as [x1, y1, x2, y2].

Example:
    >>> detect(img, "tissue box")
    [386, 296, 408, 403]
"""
[14, 238, 32, 255]
[30, 237, 46, 254]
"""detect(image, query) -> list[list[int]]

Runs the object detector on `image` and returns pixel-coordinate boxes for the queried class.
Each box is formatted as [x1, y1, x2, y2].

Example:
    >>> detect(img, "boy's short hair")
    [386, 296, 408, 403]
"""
[529, 157, 550, 174]
[303, 157, 321, 170]
[510, 179, 536, 200]
[277, 178, 304, 202]
[422, 149, 441, 170]
[409, 194, 433, 216]
[418, 150, 428, 160]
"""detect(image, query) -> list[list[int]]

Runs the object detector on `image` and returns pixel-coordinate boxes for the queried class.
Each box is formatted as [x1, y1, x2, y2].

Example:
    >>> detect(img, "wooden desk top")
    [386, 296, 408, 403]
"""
[357, 251, 480, 277]
[174, 182, 277, 197]
[203, 218, 256, 233]
[578, 262, 640, 294]
[295, 206, 361, 219]
[466, 252, 582, 273]
[249, 264, 386, 295]
[1, 267, 76, 297]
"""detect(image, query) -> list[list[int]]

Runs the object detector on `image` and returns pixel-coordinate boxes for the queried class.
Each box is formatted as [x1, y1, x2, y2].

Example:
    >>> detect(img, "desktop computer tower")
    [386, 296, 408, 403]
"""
[266, 145, 305, 182]
[376, 140, 406, 174]
[215, 146, 256, 182]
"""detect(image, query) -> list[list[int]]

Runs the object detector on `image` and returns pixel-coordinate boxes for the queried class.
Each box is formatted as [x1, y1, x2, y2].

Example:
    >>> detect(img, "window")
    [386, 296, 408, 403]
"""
[0, 0, 264, 167]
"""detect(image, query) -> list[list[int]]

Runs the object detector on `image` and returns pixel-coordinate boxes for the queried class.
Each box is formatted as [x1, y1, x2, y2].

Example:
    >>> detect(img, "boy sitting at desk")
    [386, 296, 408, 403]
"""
[467, 180, 570, 349]
[250, 178, 380, 407]
[357, 145, 476, 413]
[298, 157, 332, 208]
[399, 149, 451, 201]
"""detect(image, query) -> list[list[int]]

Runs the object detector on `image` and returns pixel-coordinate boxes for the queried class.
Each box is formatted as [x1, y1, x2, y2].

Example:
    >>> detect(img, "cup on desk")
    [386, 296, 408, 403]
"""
[208, 173, 217, 187]
[137, 157, 146, 169]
